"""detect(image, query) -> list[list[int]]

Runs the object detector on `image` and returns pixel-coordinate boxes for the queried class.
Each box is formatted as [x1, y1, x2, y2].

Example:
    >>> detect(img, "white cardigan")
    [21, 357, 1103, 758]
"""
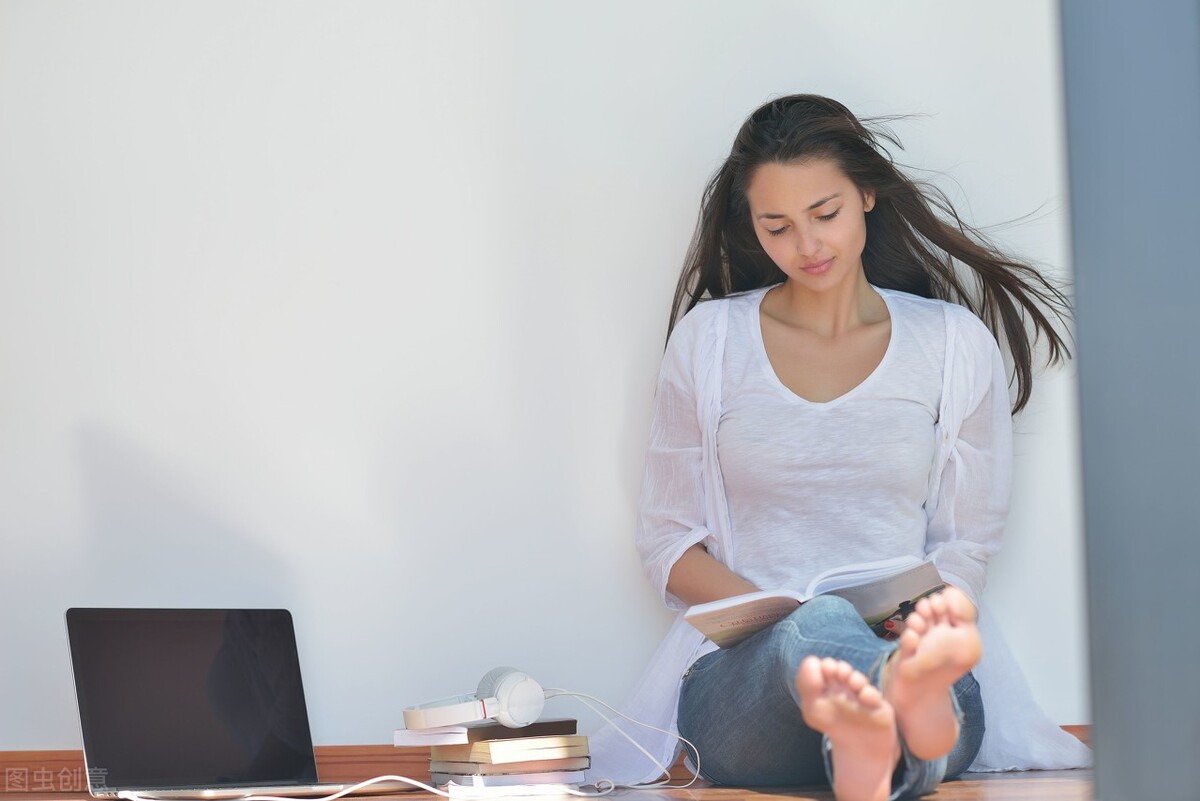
[588, 288, 1092, 785]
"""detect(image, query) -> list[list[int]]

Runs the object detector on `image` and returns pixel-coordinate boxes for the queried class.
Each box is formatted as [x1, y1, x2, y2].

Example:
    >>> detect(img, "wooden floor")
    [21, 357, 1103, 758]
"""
[3, 739, 1095, 801]
[3, 738, 1095, 801]
[6, 770, 1095, 801]
[619, 770, 1095, 800]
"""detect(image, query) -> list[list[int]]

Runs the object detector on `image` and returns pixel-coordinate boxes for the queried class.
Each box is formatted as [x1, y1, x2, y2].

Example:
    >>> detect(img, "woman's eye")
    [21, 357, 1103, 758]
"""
[766, 226, 788, 237]
[817, 209, 841, 222]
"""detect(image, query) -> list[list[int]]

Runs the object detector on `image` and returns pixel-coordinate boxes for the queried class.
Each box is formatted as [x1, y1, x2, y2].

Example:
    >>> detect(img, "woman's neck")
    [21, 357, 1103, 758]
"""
[765, 272, 887, 338]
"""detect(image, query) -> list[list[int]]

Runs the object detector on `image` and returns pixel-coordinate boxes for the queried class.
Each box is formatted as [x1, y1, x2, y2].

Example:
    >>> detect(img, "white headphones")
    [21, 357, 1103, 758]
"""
[402, 667, 547, 730]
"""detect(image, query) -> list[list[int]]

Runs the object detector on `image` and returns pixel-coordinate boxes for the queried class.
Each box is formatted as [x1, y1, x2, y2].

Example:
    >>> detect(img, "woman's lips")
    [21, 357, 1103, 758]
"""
[803, 258, 833, 275]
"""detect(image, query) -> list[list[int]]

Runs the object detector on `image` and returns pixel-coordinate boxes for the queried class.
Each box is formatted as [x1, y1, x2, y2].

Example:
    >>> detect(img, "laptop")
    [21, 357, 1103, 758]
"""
[65, 608, 406, 799]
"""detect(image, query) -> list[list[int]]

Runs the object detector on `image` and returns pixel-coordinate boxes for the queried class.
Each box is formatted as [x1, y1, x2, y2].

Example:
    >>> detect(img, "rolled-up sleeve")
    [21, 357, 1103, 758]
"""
[925, 308, 1013, 609]
[635, 309, 718, 611]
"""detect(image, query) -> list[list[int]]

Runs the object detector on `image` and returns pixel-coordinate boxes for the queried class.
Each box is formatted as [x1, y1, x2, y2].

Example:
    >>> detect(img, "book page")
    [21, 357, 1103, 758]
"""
[805, 555, 923, 595]
[823, 561, 944, 624]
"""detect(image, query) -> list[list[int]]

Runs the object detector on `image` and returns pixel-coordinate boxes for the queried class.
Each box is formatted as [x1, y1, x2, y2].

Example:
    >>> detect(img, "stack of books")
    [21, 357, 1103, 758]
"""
[429, 732, 589, 788]
[394, 717, 589, 791]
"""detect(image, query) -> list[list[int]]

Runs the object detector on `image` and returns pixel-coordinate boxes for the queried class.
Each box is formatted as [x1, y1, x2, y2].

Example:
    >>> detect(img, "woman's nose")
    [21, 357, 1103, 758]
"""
[794, 227, 819, 258]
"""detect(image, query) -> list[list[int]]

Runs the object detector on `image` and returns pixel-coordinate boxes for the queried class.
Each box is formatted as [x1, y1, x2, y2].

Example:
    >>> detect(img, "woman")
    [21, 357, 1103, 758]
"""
[590, 95, 1091, 800]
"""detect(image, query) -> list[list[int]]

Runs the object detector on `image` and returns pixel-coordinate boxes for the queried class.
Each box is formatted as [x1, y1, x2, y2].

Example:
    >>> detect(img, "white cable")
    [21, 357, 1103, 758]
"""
[238, 775, 448, 801]
[543, 688, 701, 791]
[116, 688, 699, 801]
[117, 773, 615, 801]
[115, 776, 442, 801]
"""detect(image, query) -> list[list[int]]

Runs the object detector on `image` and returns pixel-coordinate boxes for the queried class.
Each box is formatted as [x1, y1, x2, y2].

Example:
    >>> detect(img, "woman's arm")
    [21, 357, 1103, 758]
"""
[636, 304, 752, 611]
[666, 543, 759, 607]
[925, 307, 1014, 610]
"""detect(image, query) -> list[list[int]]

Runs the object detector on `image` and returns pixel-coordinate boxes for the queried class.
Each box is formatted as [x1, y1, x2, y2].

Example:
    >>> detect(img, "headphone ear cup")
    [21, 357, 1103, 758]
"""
[476, 666, 521, 700]
[476, 667, 545, 728]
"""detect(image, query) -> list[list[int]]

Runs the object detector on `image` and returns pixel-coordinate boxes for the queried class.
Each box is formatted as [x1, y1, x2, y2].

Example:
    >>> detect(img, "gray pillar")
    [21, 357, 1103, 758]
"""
[1060, 1, 1200, 799]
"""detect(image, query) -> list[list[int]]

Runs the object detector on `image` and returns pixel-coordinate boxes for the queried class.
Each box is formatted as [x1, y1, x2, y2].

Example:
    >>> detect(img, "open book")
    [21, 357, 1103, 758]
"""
[684, 556, 945, 648]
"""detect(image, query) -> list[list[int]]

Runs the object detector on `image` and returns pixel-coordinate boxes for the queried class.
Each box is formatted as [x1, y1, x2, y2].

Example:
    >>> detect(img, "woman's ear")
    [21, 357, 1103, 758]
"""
[862, 188, 876, 213]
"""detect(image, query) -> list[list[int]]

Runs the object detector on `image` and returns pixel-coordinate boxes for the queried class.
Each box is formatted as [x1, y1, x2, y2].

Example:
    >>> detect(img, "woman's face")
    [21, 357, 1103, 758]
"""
[745, 158, 875, 291]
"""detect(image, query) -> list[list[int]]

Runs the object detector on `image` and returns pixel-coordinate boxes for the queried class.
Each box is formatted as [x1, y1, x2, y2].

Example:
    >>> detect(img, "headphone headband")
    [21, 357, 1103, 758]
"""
[402, 693, 494, 730]
[401, 668, 545, 730]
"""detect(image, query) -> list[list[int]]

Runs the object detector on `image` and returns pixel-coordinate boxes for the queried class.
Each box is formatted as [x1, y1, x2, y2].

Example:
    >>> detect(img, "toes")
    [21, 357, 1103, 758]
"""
[857, 682, 884, 708]
[898, 627, 921, 657]
[942, 586, 977, 623]
[904, 608, 930, 635]
[802, 658, 881, 708]
[796, 656, 826, 696]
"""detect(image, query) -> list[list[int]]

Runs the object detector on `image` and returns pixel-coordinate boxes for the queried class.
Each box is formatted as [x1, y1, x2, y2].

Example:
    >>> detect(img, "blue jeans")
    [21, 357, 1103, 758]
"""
[677, 595, 984, 798]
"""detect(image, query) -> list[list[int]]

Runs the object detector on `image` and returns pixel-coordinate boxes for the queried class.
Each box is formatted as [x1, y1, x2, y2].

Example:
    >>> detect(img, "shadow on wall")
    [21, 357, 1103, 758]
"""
[71, 421, 296, 607]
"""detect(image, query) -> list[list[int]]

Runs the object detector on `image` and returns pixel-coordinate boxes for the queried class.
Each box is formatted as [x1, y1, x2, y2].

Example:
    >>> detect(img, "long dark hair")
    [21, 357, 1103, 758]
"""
[670, 94, 1070, 413]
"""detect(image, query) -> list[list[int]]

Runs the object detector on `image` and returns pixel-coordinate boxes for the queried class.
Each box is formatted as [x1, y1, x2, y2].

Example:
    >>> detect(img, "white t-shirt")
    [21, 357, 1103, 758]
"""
[589, 285, 1092, 783]
[718, 287, 943, 591]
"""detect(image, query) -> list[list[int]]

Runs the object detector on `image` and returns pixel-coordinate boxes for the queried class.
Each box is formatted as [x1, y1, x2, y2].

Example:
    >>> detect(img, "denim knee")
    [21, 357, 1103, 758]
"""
[726, 597, 865, 678]
[790, 594, 863, 633]
[785, 596, 896, 685]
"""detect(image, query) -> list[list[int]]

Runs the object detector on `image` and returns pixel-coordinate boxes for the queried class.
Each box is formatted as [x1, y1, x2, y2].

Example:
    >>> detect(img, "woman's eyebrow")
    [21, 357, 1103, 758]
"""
[755, 193, 842, 220]
[806, 192, 841, 210]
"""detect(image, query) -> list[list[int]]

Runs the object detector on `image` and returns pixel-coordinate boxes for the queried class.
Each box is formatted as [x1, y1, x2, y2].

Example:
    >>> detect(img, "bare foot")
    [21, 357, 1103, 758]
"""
[795, 656, 899, 801]
[884, 586, 982, 760]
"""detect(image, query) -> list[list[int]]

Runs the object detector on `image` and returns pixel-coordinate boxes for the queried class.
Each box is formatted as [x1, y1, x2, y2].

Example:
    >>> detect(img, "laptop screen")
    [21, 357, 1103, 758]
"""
[66, 609, 320, 793]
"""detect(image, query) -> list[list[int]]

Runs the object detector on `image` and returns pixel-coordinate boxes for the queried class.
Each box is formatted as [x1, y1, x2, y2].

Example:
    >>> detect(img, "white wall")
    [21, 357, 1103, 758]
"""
[0, 0, 1088, 749]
